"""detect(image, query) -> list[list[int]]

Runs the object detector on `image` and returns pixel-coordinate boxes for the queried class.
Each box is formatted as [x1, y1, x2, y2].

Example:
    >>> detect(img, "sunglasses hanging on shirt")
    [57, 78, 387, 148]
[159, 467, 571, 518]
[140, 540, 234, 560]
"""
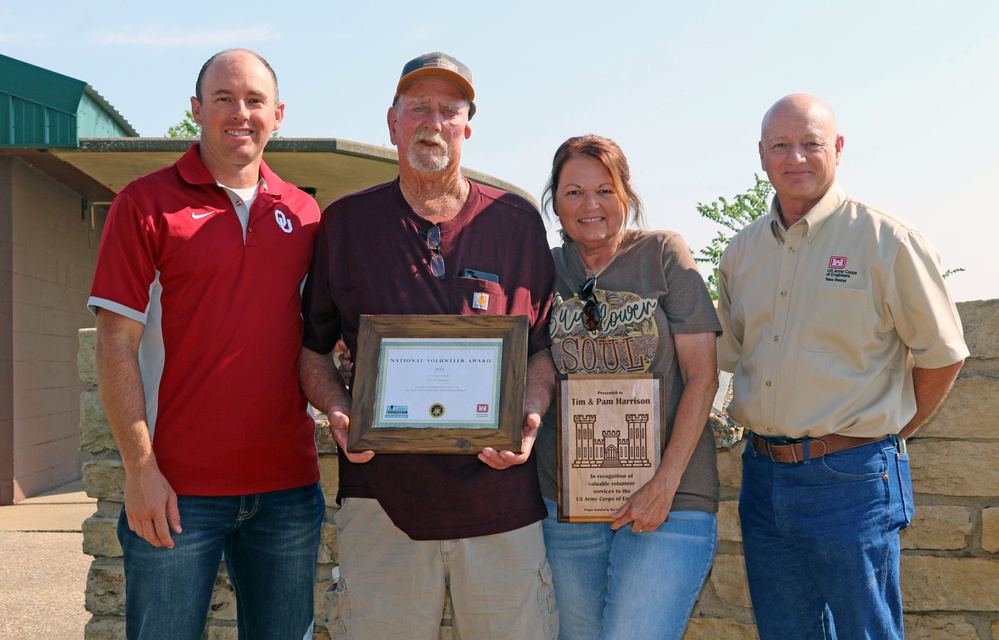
[578, 276, 602, 331]
[419, 224, 446, 279]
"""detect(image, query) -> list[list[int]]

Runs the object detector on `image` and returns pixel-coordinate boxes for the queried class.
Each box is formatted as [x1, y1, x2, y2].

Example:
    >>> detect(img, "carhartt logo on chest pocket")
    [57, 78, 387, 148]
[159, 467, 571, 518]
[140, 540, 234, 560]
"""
[275, 210, 293, 233]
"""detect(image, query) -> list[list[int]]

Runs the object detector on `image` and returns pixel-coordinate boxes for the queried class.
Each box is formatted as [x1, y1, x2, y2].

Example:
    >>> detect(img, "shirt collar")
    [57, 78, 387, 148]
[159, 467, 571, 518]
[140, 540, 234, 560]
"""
[769, 181, 847, 245]
[175, 143, 283, 197]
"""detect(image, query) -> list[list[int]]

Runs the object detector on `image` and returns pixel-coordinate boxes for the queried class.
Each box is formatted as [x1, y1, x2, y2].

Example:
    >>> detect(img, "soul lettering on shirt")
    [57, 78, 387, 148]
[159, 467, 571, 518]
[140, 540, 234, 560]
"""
[555, 335, 651, 372]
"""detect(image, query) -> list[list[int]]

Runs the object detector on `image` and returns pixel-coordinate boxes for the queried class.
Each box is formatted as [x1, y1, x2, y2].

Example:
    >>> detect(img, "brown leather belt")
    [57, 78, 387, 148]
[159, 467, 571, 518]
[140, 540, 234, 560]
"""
[750, 433, 890, 463]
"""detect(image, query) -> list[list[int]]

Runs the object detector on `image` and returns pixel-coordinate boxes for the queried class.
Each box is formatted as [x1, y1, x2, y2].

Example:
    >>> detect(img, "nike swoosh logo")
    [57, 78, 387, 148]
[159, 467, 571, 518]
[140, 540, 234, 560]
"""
[192, 210, 216, 220]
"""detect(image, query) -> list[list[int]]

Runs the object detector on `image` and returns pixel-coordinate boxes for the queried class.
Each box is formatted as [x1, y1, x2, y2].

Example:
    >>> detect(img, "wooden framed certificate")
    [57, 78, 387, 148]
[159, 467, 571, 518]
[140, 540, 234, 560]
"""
[348, 315, 528, 454]
[556, 373, 664, 522]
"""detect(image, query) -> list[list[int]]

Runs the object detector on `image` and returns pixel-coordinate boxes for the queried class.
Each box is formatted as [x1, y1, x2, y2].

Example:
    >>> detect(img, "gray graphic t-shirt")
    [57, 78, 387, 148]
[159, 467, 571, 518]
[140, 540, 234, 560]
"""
[537, 229, 722, 512]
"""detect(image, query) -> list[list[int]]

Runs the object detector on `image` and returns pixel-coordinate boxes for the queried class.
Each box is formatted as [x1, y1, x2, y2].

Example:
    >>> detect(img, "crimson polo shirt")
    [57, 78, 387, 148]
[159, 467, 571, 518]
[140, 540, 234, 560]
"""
[89, 144, 321, 496]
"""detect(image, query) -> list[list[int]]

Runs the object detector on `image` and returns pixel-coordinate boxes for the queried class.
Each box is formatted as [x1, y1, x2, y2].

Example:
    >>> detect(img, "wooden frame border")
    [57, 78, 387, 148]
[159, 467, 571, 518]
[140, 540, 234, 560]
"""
[349, 314, 528, 454]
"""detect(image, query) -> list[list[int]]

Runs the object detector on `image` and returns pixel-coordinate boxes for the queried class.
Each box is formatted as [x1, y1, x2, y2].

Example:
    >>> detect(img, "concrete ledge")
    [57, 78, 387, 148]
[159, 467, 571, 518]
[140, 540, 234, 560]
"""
[0, 480, 96, 532]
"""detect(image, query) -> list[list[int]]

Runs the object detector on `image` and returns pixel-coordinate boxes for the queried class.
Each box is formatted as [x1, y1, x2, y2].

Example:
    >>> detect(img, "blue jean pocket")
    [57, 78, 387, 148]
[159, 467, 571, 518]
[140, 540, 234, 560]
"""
[818, 445, 888, 480]
[895, 451, 915, 529]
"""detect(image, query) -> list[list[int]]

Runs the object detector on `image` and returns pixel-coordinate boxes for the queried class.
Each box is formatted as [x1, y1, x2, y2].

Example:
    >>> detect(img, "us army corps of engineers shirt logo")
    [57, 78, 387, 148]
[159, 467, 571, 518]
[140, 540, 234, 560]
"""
[825, 256, 858, 283]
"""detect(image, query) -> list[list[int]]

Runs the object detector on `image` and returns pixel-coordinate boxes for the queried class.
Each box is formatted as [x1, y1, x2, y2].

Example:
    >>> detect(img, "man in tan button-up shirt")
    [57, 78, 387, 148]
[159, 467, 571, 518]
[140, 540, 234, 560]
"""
[716, 93, 967, 640]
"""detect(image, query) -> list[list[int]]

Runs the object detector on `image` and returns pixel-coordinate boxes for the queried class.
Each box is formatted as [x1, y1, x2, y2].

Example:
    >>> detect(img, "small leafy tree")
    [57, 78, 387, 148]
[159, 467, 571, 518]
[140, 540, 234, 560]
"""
[166, 111, 200, 138]
[695, 175, 773, 299]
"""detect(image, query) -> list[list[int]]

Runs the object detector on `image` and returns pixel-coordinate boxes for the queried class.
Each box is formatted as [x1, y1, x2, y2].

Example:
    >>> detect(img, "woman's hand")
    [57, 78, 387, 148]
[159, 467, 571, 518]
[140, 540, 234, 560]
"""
[609, 476, 675, 533]
[611, 332, 719, 533]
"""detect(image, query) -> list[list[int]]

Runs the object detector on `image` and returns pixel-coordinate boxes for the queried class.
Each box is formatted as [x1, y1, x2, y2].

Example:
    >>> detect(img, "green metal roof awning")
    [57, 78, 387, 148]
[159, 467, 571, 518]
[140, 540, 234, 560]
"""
[0, 54, 137, 148]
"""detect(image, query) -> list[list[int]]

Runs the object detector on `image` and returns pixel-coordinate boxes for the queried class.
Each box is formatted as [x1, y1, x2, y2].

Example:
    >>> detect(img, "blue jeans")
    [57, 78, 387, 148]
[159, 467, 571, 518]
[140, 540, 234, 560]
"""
[118, 482, 325, 640]
[542, 497, 717, 640]
[740, 436, 913, 640]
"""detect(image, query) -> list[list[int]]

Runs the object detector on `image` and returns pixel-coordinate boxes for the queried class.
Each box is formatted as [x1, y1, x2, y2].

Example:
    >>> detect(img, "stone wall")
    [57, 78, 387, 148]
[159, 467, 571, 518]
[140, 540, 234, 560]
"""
[78, 299, 999, 639]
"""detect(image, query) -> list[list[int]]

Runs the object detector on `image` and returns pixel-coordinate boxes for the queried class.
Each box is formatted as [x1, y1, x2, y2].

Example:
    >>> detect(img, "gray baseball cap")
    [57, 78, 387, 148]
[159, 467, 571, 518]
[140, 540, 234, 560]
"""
[394, 51, 476, 118]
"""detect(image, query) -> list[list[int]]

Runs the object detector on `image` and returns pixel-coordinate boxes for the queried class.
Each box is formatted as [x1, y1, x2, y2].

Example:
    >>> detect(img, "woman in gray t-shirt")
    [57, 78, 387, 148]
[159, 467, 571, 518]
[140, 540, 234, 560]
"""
[536, 135, 721, 640]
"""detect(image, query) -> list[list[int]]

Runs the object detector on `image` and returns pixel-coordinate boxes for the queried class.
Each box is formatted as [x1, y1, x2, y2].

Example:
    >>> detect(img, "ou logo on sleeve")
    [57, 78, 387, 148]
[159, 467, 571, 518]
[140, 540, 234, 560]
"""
[274, 210, 293, 233]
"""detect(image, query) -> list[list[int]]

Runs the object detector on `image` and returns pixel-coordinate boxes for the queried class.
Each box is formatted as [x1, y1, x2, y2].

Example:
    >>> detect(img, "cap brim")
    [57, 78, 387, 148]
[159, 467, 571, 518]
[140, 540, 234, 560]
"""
[396, 68, 475, 103]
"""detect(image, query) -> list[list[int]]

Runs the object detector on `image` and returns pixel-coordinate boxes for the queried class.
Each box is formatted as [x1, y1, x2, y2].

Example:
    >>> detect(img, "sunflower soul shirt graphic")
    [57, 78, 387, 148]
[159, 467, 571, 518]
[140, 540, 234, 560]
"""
[550, 289, 659, 375]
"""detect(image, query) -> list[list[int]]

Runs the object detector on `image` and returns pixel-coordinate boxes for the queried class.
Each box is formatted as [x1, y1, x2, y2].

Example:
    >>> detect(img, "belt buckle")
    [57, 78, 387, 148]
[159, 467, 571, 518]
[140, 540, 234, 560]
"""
[766, 437, 799, 463]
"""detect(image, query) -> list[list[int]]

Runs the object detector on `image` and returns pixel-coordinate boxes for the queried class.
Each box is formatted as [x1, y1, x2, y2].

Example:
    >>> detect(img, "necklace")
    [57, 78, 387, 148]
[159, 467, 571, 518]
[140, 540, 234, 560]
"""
[575, 243, 617, 279]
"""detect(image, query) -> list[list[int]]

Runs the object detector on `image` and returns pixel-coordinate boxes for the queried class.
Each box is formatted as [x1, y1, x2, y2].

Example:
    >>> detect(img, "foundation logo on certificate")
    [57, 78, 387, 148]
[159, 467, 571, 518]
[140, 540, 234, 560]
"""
[429, 403, 445, 418]
[384, 404, 409, 419]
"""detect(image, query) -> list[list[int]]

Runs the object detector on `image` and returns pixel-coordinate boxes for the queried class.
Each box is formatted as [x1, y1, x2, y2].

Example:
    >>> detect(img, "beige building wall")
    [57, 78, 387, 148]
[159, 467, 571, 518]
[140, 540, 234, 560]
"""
[7, 156, 102, 502]
[0, 157, 14, 504]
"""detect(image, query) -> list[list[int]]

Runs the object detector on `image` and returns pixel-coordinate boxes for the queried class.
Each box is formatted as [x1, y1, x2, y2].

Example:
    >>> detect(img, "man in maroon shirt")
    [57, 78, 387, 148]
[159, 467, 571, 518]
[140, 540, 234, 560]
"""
[300, 52, 559, 638]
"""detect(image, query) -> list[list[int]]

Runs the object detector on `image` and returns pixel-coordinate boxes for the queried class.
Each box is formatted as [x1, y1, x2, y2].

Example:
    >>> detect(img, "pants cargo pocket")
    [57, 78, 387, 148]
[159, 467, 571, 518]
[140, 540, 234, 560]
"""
[537, 559, 559, 640]
[324, 571, 352, 639]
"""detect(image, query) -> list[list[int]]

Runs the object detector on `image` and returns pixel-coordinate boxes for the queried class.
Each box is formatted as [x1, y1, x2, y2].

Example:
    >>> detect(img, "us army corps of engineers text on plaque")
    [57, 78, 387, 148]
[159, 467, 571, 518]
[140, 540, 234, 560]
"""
[557, 373, 664, 522]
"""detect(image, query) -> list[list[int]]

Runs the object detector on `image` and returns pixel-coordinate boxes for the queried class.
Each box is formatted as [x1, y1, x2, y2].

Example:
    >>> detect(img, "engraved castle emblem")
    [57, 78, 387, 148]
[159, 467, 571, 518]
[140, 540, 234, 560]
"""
[571, 413, 653, 469]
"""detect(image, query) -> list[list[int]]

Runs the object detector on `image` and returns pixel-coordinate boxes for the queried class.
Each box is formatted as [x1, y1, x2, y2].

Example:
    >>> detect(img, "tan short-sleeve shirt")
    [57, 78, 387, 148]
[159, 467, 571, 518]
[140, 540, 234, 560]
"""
[716, 182, 968, 439]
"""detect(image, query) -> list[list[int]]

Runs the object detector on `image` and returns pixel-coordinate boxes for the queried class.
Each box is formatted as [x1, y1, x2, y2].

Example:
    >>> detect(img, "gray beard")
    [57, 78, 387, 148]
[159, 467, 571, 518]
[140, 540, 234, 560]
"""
[407, 147, 451, 173]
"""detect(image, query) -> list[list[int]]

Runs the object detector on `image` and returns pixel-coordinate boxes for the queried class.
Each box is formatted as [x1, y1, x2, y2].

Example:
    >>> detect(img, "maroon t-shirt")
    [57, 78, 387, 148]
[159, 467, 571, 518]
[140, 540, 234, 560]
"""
[302, 178, 555, 540]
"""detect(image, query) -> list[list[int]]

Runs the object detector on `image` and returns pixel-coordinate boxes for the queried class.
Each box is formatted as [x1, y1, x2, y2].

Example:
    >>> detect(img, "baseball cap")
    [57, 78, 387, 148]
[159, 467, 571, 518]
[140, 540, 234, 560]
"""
[394, 51, 476, 118]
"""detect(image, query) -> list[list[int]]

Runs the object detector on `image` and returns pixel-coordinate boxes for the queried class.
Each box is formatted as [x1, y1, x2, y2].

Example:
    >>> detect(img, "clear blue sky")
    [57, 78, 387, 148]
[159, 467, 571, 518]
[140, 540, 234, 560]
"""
[4, 0, 997, 302]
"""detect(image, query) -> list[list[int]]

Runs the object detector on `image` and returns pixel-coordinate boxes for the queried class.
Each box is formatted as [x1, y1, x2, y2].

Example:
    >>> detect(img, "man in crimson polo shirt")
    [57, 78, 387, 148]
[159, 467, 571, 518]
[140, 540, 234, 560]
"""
[300, 52, 560, 638]
[89, 49, 323, 640]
